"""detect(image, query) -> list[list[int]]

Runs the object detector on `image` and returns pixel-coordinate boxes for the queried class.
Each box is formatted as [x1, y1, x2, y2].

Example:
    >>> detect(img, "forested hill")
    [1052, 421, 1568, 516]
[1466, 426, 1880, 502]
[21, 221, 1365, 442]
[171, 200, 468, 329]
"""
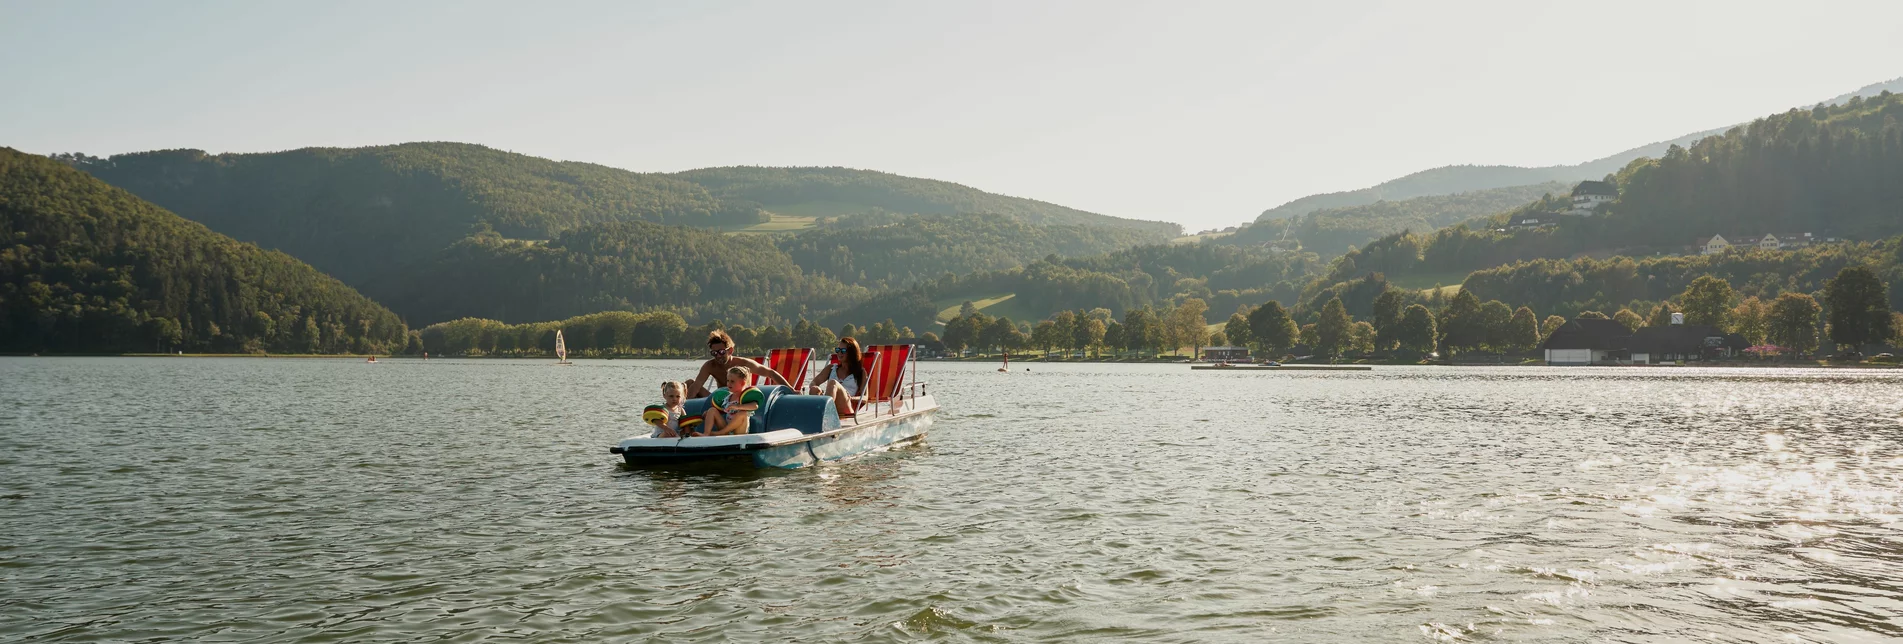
[363, 220, 865, 326]
[1322, 91, 1903, 295]
[671, 166, 1180, 235]
[1253, 76, 1903, 223]
[776, 213, 1172, 288]
[62, 142, 758, 286]
[1601, 91, 1903, 243]
[0, 148, 409, 354]
[1230, 182, 1566, 256]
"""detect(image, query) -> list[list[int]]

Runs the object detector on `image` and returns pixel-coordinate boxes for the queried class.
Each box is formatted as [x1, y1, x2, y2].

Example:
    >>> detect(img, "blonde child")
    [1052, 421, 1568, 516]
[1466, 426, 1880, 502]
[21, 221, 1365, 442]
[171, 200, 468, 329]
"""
[643, 381, 689, 438]
[703, 366, 764, 436]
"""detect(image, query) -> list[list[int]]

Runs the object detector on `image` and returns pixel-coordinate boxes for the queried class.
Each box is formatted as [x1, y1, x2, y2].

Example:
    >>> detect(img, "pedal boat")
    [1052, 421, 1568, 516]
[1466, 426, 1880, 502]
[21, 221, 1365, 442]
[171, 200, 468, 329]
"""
[610, 344, 936, 469]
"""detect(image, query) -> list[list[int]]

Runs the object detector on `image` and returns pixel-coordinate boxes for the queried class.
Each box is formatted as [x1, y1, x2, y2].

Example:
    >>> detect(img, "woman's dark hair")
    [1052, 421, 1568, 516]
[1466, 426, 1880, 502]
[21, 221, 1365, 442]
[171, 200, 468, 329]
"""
[839, 337, 866, 390]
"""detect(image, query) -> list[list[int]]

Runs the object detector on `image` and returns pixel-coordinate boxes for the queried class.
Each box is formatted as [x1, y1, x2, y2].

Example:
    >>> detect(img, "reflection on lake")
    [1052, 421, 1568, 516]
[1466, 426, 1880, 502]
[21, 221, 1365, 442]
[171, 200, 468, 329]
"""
[3, 358, 1901, 641]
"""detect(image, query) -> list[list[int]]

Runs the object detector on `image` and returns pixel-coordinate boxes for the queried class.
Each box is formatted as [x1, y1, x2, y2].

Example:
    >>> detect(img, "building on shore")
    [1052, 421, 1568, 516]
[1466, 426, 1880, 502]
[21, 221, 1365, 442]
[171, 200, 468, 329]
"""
[1628, 322, 1748, 364]
[1542, 313, 1748, 365]
[1200, 346, 1250, 362]
[1541, 318, 1632, 365]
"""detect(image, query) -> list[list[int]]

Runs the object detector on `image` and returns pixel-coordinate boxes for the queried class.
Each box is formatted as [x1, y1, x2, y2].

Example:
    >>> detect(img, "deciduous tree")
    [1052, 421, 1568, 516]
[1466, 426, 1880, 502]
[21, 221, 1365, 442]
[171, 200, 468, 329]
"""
[1247, 301, 1298, 355]
[1679, 276, 1735, 330]
[1824, 265, 1893, 350]
[1767, 292, 1822, 356]
[1397, 304, 1437, 355]
[1316, 297, 1352, 359]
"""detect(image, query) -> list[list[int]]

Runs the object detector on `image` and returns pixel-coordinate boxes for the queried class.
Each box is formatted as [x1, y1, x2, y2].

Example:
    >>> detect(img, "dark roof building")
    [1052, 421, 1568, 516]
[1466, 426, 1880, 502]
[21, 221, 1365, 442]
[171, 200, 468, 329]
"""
[1571, 180, 1618, 197]
[1542, 318, 1632, 350]
[1541, 317, 1632, 365]
[1629, 324, 1747, 362]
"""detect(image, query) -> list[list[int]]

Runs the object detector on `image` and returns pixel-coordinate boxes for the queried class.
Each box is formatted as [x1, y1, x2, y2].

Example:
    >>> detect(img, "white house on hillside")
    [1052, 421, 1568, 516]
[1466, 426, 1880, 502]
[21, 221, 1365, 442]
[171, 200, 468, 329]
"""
[1568, 181, 1617, 215]
[1701, 232, 1824, 255]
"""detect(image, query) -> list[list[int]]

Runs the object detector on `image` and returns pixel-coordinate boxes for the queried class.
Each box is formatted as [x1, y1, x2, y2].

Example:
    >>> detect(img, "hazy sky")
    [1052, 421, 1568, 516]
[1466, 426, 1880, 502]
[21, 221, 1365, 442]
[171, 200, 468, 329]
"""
[5, 1, 1902, 230]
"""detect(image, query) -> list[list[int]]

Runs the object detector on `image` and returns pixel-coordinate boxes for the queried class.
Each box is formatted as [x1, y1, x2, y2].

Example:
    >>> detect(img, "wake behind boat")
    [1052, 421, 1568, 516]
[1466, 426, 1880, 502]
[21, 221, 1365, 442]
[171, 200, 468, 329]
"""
[611, 343, 937, 468]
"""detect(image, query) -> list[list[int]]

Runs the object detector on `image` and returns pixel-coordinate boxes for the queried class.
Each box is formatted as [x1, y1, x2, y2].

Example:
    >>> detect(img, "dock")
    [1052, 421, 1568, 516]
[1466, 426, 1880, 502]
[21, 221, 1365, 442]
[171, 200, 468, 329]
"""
[1190, 364, 1372, 371]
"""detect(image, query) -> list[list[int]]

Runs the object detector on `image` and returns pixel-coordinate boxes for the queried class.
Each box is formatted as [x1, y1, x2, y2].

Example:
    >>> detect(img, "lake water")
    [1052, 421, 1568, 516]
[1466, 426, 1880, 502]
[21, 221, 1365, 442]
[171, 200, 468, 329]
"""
[3, 358, 1902, 642]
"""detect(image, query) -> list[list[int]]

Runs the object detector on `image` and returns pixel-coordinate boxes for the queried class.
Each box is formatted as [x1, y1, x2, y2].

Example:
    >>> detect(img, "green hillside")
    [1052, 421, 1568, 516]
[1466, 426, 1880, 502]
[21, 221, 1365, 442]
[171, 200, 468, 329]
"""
[1252, 76, 1903, 224]
[1231, 182, 1567, 256]
[1461, 239, 1903, 317]
[1331, 91, 1903, 289]
[672, 166, 1180, 234]
[363, 220, 865, 326]
[64, 144, 1176, 328]
[0, 148, 408, 354]
[64, 142, 758, 286]
[776, 212, 1175, 288]
[902, 243, 1324, 328]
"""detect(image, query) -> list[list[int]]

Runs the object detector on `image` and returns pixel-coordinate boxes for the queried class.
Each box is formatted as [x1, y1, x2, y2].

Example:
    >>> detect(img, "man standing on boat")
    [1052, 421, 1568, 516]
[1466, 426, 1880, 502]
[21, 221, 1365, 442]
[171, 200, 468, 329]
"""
[686, 330, 788, 398]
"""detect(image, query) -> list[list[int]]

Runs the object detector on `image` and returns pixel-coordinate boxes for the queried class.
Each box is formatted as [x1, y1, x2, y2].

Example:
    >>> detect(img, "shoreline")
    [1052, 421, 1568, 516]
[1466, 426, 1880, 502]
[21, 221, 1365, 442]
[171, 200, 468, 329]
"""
[4, 353, 1896, 369]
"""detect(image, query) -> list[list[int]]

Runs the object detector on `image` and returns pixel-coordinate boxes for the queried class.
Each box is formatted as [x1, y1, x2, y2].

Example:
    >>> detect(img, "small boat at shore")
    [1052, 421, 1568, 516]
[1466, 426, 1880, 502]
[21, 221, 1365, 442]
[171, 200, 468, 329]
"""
[611, 344, 937, 468]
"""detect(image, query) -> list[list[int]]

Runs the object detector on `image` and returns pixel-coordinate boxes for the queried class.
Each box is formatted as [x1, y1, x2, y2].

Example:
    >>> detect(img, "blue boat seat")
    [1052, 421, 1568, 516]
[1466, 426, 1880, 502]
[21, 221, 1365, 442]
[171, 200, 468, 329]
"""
[683, 384, 838, 435]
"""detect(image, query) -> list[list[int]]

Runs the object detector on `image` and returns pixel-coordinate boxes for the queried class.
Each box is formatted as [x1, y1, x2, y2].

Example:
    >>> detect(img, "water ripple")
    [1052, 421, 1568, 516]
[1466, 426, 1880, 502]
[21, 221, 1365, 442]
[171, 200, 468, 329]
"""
[3, 360, 1902, 641]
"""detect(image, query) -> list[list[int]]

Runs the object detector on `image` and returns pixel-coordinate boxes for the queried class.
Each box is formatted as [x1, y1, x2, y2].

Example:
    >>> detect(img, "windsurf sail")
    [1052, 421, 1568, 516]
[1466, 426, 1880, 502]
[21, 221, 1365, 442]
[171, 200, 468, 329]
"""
[555, 329, 568, 363]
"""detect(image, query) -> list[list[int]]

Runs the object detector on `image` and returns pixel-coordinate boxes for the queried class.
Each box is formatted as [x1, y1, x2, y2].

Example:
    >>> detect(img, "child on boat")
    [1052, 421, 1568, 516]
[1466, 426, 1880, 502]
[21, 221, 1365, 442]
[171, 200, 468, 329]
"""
[644, 381, 688, 437]
[704, 366, 764, 436]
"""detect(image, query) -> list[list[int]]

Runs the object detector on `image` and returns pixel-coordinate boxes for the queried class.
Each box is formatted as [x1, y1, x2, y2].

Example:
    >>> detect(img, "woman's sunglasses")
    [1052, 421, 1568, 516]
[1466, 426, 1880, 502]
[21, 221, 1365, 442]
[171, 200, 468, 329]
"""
[833, 347, 848, 354]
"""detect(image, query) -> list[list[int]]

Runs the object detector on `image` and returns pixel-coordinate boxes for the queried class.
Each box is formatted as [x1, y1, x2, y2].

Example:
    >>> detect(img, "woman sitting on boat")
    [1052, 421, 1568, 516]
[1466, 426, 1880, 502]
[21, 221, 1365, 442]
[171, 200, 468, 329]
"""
[806, 337, 866, 416]
[703, 366, 765, 436]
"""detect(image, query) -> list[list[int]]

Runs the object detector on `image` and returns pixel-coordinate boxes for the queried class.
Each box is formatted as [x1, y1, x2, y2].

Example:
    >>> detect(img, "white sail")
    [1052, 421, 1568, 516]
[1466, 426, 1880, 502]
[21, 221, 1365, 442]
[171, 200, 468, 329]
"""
[555, 329, 568, 362]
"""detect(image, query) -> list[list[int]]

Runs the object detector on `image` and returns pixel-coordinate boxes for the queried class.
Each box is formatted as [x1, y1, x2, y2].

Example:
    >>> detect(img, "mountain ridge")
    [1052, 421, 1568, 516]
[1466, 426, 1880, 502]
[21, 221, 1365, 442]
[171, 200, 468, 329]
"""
[1254, 76, 1903, 223]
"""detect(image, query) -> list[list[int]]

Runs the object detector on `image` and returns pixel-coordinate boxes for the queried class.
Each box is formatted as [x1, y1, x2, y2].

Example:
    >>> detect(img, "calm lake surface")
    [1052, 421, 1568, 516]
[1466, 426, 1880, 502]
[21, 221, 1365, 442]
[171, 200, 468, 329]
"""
[4, 358, 1903, 642]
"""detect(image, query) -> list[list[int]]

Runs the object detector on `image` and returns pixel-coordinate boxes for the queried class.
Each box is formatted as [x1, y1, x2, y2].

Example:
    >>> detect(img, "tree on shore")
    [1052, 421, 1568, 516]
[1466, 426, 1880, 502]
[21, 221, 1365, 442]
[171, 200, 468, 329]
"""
[1316, 297, 1352, 360]
[1223, 311, 1251, 351]
[1121, 306, 1162, 356]
[1731, 297, 1768, 345]
[1612, 309, 1643, 333]
[1767, 292, 1822, 356]
[1167, 298, 1209, 357]
[1479, 300, 1514, 351]
[1539, 315, 1566, 342]
[1824, 265, 1894, 351]
[1645, 301, 1679, 327]
[1078, 316, 1107, 358]
[1247, 301, 1298, 356]
[1052, 311, 1079, 355]
[1371, 289, 1404, 352]
[1438, 289, 1484, 356]
[1348, 320, 1376, 356]
[1506, 307, 1540, 352]
[1397, 304, 1437, 355]
[1679, 276, 1735, 330]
